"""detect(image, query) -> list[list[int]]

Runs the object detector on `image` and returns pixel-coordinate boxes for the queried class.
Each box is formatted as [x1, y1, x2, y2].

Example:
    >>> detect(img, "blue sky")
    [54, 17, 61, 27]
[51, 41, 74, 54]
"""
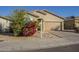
[0, 6, 79, 17]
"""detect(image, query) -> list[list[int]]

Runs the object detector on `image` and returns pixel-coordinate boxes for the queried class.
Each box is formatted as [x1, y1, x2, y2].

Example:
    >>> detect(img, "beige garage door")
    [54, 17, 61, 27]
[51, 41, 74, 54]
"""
[43, 21, 62, 32]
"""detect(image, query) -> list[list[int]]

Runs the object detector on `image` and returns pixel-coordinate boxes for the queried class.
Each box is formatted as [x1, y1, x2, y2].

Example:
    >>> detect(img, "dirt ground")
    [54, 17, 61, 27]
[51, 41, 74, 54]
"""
[0, 32, 56, 41]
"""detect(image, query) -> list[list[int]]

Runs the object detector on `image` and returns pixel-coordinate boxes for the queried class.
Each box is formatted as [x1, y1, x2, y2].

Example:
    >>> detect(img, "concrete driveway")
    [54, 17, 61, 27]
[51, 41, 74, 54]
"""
[51, 31, 79, 42]
[0, 31, 79, 52]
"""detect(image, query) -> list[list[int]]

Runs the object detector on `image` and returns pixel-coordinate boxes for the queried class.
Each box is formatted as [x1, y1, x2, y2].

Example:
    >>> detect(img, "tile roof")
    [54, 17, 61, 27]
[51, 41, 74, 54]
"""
[43, 10, 65, 20]
[0, 16, 12, 21]
[26, 12, 39, 18]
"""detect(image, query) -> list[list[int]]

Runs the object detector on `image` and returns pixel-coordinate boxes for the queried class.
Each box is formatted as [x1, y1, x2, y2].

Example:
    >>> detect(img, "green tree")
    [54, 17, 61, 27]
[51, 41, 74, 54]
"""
[9, 9, 31, 36]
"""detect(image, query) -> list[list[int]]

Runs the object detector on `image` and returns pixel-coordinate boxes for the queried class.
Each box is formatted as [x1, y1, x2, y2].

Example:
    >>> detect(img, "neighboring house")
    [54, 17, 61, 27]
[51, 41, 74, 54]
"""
[64, 16, 79, 29]
[0, 16, 11, 32]
[0, 13, 38, 33]
[30, 10, 64, 32]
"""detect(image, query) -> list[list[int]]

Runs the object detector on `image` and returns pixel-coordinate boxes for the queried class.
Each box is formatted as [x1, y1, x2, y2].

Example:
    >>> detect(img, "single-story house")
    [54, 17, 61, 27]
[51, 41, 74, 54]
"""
[0, 16, 11, 32]
[64, 16, 79, 29]
[30, 10, 64, 32]
[0, 10, 64, 33]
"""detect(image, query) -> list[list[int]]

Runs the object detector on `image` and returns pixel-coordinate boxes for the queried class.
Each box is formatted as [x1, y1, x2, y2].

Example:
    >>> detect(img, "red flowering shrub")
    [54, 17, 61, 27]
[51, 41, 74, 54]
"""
[22, 21, 36, 36]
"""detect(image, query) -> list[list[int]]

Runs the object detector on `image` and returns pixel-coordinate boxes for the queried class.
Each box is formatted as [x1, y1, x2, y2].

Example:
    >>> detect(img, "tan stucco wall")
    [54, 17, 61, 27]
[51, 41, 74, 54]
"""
[31, 11, 64, 32]
[32, 11, 64, 22]
[65, 19, 79, 29]
[0, 18, 10, 32]
[75, 19, 79, 27]
[43, 21, 63, 32]
[64, 20, 75, 29]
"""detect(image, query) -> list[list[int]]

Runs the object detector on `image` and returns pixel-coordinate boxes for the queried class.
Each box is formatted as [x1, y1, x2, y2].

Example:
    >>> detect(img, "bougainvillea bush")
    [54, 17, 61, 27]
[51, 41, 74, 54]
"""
[22, 21, 36, 36]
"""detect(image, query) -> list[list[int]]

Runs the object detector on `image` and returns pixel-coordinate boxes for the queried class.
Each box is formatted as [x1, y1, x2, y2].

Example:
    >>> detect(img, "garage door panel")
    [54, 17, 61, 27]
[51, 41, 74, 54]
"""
[43, 22, 61, 32]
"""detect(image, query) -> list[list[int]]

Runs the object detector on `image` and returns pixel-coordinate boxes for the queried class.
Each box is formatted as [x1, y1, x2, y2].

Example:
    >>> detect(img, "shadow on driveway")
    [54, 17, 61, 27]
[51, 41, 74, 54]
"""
[24, 44, 79, 52]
